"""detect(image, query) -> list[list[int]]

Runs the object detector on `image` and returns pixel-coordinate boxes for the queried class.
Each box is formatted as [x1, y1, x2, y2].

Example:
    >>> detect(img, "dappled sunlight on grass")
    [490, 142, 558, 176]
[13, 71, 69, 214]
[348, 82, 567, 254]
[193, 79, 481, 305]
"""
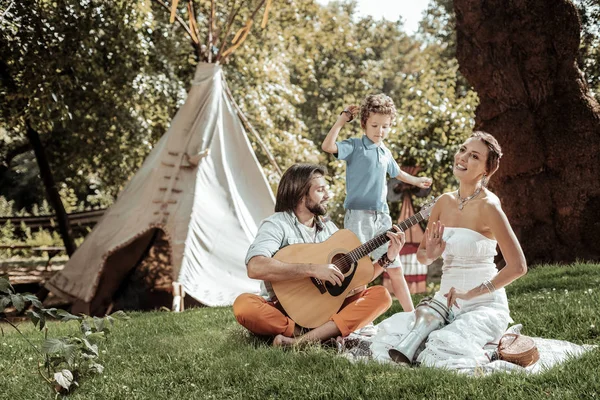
[507, 262, 600, 295]
[1, 263, 599, 399]
[506, 263, 600, 342]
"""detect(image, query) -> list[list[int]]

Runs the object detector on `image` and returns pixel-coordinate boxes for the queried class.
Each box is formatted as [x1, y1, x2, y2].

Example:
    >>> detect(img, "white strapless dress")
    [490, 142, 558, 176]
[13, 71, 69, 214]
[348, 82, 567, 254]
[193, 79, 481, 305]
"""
[370, 227, 513, 369]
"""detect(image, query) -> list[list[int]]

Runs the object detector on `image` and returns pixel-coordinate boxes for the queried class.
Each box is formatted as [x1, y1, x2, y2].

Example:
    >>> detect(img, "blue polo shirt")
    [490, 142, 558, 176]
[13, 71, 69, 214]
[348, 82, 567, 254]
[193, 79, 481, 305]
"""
[336, 136, 400, 213]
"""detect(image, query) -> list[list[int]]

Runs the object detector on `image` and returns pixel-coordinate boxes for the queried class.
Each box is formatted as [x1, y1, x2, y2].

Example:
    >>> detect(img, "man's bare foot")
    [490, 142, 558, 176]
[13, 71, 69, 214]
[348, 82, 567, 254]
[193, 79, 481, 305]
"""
[273, 334, 296, 347]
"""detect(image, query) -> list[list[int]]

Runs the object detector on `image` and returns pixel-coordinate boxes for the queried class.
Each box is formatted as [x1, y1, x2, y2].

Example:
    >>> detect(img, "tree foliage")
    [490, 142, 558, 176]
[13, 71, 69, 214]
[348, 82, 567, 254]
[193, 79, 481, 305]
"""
[2, 0, 596, 231]
[226, 0, 479, 221]
[0, 1, 186, 210]
[575, 0, 600, 97]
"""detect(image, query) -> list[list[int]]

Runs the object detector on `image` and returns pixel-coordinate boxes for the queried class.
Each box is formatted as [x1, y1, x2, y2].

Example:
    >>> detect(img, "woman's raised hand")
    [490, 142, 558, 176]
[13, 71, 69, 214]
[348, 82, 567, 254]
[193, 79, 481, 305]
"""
[425, 221, 446, 261]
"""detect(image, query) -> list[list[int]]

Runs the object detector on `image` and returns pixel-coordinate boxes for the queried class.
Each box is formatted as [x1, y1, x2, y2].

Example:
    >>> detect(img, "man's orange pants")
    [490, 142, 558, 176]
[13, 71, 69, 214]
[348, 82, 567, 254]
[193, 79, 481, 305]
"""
[233, 286, 392, 337]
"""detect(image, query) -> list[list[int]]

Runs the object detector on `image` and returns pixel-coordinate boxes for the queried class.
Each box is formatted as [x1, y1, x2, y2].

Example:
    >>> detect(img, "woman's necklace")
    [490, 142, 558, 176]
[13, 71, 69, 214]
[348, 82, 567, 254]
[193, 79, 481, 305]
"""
[457, 186, 482, 210]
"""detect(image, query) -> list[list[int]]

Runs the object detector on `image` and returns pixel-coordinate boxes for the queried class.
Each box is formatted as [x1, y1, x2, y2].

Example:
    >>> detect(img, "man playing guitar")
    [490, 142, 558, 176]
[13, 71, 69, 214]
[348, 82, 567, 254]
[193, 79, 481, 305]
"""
[233, 163, 406, 346]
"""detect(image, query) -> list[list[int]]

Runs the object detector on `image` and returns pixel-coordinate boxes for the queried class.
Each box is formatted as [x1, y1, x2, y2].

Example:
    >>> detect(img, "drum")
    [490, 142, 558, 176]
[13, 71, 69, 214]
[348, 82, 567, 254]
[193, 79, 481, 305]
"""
[388, 297, 454, 364]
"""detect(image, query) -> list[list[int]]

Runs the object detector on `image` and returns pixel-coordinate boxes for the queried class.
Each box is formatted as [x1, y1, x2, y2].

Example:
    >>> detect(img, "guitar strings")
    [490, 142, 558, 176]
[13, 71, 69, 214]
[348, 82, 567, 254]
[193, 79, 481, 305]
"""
[333, 213, 425, 271]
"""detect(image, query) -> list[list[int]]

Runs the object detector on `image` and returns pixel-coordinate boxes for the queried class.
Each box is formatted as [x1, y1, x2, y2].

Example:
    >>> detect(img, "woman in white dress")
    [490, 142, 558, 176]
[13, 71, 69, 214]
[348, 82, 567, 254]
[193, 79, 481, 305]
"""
[371, 131, 528, 369]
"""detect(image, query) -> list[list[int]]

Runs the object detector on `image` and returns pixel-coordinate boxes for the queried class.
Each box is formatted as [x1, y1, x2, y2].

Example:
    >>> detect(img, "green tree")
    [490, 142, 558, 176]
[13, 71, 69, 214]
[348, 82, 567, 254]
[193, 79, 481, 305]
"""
[275, 0, 479, 221]
[0, 1, 186, 211]
[0, 0, 487, 234]
[454, 0, 600, 262]
[575, 0, 600, 97]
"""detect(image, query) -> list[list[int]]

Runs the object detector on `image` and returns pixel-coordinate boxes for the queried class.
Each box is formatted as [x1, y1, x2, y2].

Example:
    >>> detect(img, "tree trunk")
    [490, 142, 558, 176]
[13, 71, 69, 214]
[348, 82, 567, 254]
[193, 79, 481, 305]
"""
[454, 0, 600, 263]
[25, 122, 76, 256]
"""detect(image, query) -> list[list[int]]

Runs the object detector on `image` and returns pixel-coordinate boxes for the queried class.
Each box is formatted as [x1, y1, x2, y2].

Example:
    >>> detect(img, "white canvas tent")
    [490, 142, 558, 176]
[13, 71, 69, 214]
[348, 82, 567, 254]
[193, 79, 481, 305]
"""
[46, 63, 275, 314]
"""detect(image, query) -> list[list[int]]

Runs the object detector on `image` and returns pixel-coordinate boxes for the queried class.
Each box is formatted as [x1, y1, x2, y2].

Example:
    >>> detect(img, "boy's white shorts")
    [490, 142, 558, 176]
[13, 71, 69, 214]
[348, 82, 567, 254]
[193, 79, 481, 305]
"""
[343, 209, 402, 269]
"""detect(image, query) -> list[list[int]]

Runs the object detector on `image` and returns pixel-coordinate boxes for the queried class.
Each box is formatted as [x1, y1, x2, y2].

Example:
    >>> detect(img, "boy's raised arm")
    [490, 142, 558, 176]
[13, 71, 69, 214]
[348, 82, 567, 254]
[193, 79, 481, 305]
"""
[321, 105, 358, 154]
[395, 169, 433, 189]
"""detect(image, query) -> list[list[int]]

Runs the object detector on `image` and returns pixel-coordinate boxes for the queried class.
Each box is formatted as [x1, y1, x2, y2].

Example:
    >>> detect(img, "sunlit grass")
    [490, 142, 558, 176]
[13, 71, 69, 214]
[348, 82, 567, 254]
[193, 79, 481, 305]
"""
[1, 263, 599, 399]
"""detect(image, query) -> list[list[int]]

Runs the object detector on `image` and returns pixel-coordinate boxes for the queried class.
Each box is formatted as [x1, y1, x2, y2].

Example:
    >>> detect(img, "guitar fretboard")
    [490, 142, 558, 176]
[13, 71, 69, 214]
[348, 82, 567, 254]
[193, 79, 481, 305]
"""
[345, 212, 425, 263]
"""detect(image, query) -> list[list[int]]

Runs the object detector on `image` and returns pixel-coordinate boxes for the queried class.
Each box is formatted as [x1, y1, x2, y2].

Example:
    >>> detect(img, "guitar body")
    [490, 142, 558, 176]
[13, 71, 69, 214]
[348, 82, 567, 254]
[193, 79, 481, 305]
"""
[271, 229, 375, 328]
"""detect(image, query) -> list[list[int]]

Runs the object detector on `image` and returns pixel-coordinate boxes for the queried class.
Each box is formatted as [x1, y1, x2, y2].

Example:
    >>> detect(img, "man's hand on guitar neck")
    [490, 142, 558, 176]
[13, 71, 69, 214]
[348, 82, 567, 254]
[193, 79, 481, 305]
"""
[310, 263, 345, 286]
[386, 225, 406, 262]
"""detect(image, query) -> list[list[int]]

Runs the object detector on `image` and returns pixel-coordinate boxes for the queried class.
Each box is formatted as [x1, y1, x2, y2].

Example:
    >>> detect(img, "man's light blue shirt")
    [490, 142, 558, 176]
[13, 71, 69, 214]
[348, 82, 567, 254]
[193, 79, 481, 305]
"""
[336, 135, 400, 213]
[245, 211, 338, 300]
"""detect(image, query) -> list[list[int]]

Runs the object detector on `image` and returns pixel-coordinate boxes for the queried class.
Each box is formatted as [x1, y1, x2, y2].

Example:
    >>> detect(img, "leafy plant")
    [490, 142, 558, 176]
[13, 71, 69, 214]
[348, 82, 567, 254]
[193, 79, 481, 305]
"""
[0, 276, 129, 395]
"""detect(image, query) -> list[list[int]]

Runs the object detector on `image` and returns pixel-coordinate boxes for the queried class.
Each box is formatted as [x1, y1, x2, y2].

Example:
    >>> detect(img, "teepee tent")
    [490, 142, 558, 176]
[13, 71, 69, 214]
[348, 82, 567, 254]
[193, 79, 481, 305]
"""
[46, 1, 283, 314]
[46, 63, 276, 314]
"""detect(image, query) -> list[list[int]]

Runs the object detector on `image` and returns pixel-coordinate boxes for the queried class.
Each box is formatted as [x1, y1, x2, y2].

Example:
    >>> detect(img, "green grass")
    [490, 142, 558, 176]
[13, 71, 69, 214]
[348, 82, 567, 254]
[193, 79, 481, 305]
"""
[1, 262, 599, 400]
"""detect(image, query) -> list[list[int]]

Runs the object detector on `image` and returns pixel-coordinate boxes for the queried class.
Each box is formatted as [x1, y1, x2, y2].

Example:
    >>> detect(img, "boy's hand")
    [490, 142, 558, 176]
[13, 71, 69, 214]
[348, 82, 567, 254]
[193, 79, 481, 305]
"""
[339, 105, 359, 123]
[416, 177, 433, 189]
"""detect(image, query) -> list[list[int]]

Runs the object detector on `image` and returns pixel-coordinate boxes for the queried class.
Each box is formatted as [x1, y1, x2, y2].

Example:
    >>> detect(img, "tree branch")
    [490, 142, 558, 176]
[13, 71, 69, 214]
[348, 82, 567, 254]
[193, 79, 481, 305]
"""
[186, 0, 202, 51]
[243, 0, 267, 28]
[26, 122, 76, 256]
[0, 1, 14, 24]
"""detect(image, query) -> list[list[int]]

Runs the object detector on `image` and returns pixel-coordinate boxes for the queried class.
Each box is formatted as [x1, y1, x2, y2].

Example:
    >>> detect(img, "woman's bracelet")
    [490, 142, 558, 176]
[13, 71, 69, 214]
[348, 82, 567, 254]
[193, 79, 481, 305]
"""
[377, 253, 396, 270]
[482, 279, 496, 294]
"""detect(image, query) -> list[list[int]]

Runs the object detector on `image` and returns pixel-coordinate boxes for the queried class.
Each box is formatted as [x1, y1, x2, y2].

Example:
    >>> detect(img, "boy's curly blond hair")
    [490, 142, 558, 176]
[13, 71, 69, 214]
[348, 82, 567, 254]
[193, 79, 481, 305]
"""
[360, 94, 397, 128]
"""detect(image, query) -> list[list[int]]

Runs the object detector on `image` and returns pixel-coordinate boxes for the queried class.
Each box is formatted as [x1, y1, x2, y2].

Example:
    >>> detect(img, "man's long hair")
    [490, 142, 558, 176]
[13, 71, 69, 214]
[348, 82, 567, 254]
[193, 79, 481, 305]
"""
[275, 164, 327, 213]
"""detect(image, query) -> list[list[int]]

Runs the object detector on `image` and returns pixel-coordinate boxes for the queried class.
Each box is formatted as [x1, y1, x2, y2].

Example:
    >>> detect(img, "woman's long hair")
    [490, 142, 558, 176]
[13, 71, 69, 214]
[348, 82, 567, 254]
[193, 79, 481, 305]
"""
[275, 164, 327, 213]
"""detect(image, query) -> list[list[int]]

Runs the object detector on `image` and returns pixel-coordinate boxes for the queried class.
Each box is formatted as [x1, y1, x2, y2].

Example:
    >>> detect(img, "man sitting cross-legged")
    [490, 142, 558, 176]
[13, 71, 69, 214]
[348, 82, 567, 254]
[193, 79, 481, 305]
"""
[233, 163, 405, 346]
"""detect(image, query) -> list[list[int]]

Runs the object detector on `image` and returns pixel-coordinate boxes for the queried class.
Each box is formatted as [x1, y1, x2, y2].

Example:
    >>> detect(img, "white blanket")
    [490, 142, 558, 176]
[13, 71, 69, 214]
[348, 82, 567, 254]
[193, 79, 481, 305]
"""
[341, 324, 597, 375]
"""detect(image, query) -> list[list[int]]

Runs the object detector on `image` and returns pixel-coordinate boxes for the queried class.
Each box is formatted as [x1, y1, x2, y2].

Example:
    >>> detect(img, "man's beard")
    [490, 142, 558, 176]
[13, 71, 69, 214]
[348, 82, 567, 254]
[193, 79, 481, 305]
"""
[306, 197, 327, 216]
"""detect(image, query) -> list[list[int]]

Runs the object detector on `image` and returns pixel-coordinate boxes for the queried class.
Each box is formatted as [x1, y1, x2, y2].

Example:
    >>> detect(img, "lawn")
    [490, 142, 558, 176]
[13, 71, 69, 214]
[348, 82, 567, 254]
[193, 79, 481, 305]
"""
[1, 262, 599, 399]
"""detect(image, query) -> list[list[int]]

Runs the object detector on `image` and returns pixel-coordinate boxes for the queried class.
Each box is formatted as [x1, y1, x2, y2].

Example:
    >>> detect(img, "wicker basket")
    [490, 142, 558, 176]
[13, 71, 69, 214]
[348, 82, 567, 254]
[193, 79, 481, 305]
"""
[498, 333, 540, 367]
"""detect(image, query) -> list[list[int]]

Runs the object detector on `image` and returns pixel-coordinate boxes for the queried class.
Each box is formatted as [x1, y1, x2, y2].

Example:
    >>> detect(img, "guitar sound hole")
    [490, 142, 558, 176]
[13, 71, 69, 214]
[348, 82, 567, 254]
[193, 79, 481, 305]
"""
[331, 253, 353, 275]
[323, 252, 358, 297]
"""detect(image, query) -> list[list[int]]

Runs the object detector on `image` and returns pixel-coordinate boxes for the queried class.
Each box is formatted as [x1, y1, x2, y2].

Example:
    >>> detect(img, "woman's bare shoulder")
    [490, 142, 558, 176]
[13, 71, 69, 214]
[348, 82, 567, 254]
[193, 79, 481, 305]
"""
[427, 192, 456, 218]
[437, 192, 457, 203]
[481, 189, 503, 213]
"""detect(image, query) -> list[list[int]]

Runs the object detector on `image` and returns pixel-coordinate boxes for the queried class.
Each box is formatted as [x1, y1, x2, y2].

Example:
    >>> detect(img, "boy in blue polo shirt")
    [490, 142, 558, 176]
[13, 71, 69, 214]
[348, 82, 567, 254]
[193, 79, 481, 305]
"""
[322, 93, 432, 312]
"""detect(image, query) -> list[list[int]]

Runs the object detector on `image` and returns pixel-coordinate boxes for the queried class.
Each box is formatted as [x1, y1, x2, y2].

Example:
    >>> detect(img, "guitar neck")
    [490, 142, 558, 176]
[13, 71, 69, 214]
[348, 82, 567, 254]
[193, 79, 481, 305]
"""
[346, 212, 426, 262]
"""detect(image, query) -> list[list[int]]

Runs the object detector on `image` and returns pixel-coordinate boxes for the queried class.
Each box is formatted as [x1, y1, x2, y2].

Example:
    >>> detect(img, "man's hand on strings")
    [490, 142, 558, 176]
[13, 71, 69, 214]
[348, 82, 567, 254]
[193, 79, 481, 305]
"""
[312, 264, 345, 286]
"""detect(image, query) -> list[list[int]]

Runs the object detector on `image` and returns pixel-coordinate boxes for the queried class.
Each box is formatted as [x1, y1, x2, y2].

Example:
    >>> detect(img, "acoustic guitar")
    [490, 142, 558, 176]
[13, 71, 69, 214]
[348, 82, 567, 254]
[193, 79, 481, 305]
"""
[271, 201, 435, 328]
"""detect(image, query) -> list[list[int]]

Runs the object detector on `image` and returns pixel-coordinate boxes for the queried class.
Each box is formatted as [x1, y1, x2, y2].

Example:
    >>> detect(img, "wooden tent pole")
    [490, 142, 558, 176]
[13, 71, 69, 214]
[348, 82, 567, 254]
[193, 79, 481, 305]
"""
[214, 0, 244, 63]
[207, 0, 215, 62]
[152, 0, 280, 176]
[218, 0, 267, 63]
[222, 78, 283, 177]
[153, 0, 198, 47]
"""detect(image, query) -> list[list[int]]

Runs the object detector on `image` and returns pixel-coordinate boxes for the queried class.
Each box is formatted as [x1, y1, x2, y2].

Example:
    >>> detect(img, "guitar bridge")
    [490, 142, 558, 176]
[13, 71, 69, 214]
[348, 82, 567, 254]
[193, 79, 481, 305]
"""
[311, 277, 327, 294]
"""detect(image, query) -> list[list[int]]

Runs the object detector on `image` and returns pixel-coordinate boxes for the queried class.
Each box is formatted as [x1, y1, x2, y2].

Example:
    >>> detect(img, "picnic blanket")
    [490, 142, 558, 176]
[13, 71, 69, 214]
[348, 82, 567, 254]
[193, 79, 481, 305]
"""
[339, 323, 597, 375]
